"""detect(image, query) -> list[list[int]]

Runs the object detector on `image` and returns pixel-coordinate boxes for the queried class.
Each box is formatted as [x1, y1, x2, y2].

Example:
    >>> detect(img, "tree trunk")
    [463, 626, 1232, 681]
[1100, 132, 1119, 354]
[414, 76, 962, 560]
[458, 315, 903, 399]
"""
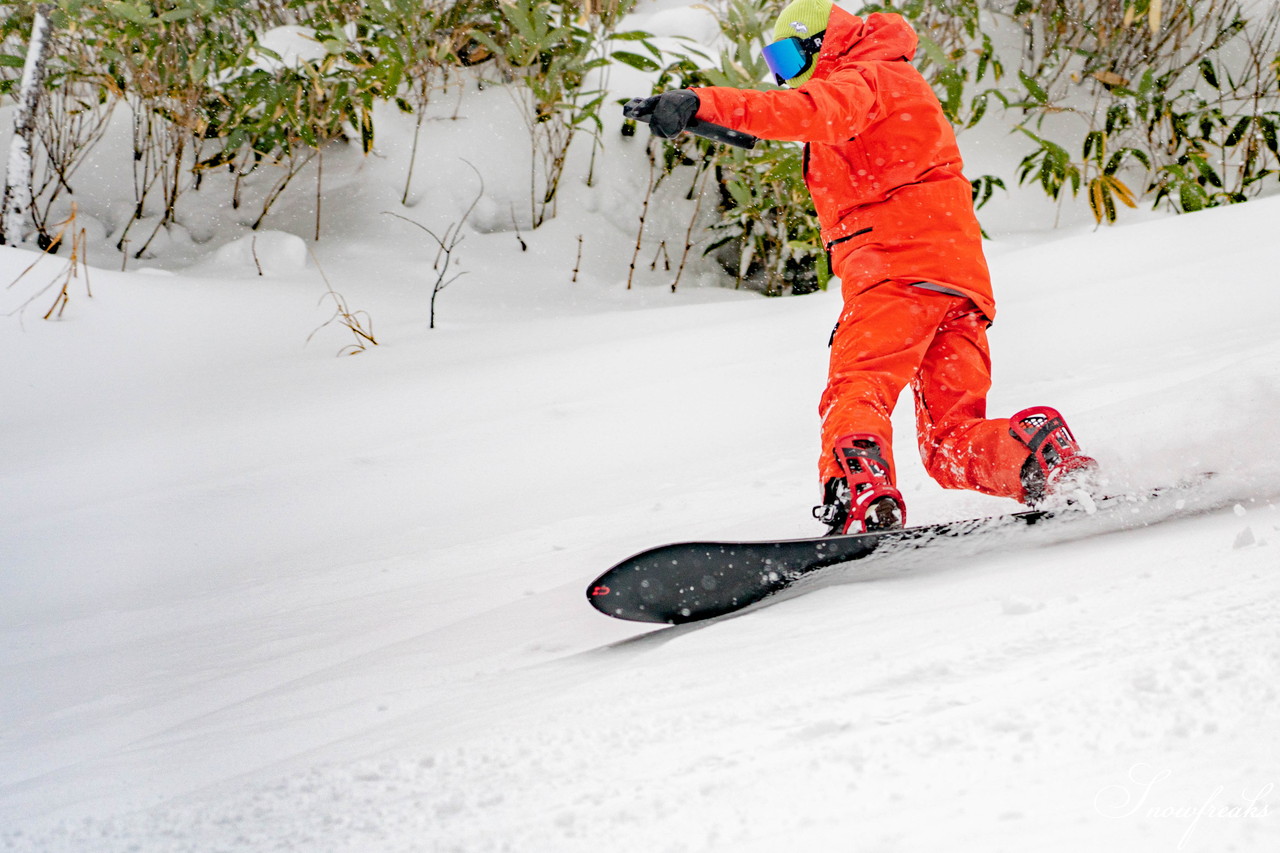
[2, 4, 54, 247]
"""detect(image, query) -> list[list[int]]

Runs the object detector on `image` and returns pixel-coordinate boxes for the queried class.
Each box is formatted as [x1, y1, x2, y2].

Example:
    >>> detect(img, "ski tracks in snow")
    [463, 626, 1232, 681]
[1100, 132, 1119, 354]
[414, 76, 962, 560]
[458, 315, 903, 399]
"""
[7, 501, 1278, 853]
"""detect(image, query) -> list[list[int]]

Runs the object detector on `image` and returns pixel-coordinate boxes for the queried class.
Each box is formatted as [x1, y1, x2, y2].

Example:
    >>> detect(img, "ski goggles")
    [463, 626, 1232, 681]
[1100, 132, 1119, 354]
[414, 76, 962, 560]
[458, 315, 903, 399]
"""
[762, 32, 825, 85]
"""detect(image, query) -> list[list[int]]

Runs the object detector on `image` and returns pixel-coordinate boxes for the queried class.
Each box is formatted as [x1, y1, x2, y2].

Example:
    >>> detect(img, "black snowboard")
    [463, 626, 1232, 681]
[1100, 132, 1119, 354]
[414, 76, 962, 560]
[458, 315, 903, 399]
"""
[585, 488, 1199, 625]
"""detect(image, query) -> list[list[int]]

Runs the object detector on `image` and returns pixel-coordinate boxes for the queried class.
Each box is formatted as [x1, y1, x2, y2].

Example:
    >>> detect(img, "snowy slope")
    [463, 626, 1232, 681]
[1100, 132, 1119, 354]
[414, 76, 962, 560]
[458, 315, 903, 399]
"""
[4, 4, 1280, 850]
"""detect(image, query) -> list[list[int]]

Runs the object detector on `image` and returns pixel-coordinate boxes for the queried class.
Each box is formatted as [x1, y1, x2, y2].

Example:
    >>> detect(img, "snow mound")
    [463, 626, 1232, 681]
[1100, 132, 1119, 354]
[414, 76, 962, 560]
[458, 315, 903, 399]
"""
[253, 26, 327, 71]
[209, 230, 309, 276]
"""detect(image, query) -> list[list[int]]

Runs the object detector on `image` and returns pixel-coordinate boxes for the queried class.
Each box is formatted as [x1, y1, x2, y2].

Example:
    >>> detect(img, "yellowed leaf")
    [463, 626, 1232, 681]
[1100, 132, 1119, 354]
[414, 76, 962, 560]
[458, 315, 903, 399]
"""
[1092, 70, 1130, 88]
[1109, 175, 1138, 208]
[1089, 181, 1106, 223]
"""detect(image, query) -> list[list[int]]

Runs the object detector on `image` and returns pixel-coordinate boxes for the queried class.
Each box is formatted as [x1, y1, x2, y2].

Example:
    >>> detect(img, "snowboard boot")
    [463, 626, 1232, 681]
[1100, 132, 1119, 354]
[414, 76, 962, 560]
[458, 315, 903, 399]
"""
[813, 434, 907, 536]
[1010, 406, 1099, 507]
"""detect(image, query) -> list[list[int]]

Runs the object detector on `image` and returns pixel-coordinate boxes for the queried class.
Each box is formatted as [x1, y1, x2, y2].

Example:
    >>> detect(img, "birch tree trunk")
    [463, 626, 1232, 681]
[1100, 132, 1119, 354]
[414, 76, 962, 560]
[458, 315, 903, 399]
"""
[2, 4, 54, 247]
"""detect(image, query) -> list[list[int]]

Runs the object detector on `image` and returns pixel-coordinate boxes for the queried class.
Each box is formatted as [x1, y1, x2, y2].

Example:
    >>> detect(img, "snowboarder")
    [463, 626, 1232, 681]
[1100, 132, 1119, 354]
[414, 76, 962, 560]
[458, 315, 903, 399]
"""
[629, 0, 1097, 535]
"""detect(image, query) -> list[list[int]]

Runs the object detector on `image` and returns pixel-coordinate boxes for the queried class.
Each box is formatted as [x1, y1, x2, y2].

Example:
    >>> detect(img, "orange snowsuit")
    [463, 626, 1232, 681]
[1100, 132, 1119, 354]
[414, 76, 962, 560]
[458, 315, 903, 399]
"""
[693, 8, 1029, 499]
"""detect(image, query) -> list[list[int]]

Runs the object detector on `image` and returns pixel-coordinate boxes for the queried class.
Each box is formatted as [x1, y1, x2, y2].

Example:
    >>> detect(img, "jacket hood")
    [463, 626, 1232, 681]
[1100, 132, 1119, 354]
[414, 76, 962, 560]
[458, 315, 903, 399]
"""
[814, 7, 917, 73]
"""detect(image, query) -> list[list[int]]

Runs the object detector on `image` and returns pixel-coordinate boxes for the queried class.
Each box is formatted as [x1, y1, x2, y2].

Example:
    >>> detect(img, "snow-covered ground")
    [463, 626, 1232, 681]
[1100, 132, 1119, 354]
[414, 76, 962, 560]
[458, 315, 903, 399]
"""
[3, 3, 1280, 850]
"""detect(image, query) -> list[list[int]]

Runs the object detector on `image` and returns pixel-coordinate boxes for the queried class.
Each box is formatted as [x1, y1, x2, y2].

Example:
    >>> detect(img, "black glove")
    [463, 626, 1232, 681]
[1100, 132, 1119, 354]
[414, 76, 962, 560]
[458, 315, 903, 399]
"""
[634, 90, 700, 139]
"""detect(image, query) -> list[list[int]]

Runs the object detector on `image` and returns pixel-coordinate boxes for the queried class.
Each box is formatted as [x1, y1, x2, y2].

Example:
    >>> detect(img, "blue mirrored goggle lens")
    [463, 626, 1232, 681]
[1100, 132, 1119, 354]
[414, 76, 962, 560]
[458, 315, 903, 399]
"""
[762, 37, 808, 81]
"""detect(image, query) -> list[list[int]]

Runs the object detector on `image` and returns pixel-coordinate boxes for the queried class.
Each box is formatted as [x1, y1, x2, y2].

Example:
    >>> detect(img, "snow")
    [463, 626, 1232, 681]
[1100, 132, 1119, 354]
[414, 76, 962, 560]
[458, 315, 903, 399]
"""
[253, 26, 330, 72]
[2, 2, 1280, 850]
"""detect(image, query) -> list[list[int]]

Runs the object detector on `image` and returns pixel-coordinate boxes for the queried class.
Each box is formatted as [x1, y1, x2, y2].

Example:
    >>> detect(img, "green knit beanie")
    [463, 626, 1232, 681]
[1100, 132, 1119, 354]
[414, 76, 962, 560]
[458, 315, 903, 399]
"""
[771, 0, 834, 86]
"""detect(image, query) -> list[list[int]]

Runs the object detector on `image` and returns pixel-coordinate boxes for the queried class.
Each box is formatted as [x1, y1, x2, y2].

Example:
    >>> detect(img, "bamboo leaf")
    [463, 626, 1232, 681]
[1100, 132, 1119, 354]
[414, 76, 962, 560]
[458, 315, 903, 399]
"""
[1260, 117, 1279, 155]
[1224, 116, 1251, 148]
[1019, 70, 1048, 104]
[1110, 175, 1138, 208]
[609, 29, 655, 41]
[612, 50, 659, 72]
[1089, 180, 1104, 223]
[1091, 70, 1128, 89]
[1199, 58, 1220, 89]
[726, 181, 753, 209]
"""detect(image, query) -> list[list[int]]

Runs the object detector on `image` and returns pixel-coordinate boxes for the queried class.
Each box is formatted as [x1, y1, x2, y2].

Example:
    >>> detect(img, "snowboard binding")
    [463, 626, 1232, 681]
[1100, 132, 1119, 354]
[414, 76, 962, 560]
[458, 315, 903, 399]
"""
[814, 433, 906, 536]
[1010, 406, 1099, 507]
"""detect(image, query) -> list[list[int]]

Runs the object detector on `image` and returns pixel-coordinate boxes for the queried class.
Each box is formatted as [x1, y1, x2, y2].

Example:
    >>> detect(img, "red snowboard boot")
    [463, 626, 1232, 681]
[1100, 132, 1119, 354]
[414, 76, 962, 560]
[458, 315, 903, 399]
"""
[1010, 406, 1099, 507]
[814, 434, 906, 536]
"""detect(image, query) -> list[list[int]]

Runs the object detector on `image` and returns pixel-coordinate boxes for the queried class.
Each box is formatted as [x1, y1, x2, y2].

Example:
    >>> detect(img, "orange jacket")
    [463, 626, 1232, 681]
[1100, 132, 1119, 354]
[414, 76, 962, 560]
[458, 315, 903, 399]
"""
[692, 9, 995, 319]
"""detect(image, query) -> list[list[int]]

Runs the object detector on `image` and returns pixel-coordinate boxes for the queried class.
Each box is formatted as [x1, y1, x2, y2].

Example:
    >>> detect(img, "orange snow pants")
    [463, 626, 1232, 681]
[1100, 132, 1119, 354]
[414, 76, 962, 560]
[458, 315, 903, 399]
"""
[818, 279, 1029, 499]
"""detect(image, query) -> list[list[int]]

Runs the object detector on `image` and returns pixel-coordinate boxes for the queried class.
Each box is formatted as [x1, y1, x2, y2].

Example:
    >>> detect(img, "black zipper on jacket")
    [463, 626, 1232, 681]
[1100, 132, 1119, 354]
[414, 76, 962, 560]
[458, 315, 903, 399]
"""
[823, 227, 873, 285]
[826, 227, 873, 251]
